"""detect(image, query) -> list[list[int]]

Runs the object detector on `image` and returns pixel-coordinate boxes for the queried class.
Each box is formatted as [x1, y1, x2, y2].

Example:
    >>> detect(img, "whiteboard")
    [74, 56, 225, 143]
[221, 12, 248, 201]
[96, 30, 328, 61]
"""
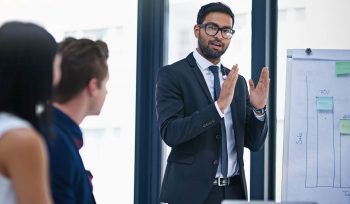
[282, 49, 350, 204]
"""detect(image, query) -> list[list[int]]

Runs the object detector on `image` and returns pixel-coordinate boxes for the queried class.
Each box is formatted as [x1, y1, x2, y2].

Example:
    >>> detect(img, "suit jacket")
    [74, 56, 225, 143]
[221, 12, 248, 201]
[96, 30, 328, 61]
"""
[156, 53, 268, 204]
[45, 107, 96, 204]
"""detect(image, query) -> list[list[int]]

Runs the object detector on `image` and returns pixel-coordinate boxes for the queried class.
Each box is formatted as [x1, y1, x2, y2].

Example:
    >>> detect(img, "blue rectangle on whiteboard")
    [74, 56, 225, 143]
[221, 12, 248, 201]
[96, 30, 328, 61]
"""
[316, 97, 333, 111]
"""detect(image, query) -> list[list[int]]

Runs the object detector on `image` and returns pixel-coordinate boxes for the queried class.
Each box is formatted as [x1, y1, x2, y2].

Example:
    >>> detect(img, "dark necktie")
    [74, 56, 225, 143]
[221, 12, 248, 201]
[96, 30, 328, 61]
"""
[208, 65, 228, 177]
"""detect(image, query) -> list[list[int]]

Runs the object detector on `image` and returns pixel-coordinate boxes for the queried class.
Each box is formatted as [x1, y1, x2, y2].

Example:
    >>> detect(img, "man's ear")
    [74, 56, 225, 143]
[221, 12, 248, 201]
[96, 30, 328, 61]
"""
[87, 78, 98, 96]
[194, 24, 200, 38]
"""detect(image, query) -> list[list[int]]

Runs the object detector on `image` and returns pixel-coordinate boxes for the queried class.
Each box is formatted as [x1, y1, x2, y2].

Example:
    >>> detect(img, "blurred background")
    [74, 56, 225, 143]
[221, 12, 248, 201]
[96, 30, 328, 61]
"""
[1, 0, 349, 203]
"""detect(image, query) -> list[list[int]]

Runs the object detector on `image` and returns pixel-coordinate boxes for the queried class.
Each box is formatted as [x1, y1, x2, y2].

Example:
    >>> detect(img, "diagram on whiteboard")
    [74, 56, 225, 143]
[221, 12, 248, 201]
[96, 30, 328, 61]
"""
[282, 50, 350, 204]
[305, 74, 350, 189]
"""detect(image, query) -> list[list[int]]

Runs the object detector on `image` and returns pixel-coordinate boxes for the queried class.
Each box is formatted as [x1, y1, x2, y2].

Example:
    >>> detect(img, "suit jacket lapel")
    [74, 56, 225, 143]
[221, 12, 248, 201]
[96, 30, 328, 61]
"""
[186, 53, 213, 102]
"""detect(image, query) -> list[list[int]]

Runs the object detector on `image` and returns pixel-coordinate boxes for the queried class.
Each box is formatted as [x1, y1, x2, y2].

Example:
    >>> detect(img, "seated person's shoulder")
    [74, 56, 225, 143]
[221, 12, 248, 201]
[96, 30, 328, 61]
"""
[0, 128, 46, 171]
[1, 128, 45, 153]
[46, 127, 81, 167]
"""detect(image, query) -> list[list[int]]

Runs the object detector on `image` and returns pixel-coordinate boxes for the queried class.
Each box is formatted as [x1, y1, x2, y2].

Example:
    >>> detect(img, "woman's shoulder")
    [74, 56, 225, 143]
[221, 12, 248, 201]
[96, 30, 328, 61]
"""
[1, 127, 45, 157]
[0, 111, 43, 149]
[0, 113, 32, 138]
[0, 112, 43, 155]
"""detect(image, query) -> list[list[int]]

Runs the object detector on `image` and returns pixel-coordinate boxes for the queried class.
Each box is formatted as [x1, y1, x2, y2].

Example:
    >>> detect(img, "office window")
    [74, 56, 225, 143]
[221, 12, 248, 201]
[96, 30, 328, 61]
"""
[276, 0, 350, 201]
[0, 1, 137, 203]
[167, 0, 252, 197]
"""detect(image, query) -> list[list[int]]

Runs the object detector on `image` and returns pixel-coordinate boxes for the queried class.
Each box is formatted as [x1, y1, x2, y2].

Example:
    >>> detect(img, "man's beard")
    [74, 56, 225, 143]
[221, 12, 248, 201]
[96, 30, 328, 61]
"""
[198, 35, 227, 60]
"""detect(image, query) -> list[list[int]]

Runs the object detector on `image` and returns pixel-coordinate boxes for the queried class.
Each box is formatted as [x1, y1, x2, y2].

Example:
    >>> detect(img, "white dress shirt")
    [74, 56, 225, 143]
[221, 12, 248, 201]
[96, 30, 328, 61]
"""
[193, 49, 265, 178]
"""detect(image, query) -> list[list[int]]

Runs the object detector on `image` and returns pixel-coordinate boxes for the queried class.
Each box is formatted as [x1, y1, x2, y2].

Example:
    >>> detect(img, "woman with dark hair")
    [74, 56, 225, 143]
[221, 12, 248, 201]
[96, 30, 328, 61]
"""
[0, 21, 60, 204]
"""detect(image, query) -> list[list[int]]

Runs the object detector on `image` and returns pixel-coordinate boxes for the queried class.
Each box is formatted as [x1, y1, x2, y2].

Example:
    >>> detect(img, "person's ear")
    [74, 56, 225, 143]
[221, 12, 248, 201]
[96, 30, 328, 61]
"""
[194, 24, 200, 38]
[87, 78, 98, 96]
[52, 54, 62, 87]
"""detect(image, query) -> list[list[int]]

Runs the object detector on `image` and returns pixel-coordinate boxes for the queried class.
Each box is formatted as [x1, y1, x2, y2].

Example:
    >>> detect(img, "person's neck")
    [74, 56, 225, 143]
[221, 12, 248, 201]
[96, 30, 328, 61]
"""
[196, 48, 220, 65]
[53, 99, 88, 125]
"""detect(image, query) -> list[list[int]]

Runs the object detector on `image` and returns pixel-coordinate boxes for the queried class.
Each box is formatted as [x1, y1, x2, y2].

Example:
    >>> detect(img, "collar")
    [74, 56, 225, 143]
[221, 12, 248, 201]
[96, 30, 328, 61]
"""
[193, 48, 222, 71]
[53, 107, 84, 149]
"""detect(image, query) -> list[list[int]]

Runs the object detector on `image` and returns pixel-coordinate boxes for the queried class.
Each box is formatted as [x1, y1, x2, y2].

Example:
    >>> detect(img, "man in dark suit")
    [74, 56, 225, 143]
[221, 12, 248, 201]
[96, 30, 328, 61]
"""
[156, 2, 270, 204]
[44, 38, 109, 204]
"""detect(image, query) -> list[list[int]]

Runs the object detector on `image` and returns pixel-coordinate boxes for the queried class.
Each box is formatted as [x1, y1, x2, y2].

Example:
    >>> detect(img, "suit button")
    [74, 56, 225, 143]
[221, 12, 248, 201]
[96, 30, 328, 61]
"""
[215, 135, 221, 140]
[213, 160, 218, 165]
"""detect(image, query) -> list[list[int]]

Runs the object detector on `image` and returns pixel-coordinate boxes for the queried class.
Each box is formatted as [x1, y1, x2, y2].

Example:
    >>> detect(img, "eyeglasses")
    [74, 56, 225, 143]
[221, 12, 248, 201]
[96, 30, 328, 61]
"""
[198, 23, 235, 39]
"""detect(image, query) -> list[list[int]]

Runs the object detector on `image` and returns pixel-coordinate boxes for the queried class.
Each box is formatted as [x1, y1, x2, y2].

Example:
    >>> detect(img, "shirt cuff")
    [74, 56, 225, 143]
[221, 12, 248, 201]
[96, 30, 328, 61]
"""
[253, 111, 265, 121]
[214, 101, 225, 118]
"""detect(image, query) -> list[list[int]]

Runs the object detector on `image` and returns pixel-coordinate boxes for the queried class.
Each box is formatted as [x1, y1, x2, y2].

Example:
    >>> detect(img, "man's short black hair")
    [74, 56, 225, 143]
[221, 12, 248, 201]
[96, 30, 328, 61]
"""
[197, 2, 235, 26]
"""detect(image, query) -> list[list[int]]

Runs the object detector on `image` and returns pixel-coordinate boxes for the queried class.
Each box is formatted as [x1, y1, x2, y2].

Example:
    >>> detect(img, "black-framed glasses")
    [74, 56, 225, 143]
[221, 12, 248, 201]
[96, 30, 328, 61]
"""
[198, 23, 235, 39]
